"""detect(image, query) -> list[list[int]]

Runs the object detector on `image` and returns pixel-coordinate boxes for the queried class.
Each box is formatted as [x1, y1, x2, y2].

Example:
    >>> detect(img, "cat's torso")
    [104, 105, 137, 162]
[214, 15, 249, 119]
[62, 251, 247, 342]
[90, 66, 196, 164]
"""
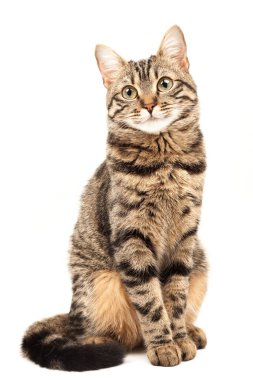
[107, 129, 205, 271]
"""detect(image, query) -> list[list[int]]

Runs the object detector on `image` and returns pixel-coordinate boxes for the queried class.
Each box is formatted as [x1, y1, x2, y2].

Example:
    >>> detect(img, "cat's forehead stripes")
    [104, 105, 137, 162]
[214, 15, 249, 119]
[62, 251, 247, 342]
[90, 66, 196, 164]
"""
[129, 57, 157, 83]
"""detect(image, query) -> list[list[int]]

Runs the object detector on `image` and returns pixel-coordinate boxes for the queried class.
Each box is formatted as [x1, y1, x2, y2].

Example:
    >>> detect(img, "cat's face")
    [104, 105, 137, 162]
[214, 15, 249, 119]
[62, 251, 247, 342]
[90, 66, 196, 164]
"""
[95, 26, 197, 134]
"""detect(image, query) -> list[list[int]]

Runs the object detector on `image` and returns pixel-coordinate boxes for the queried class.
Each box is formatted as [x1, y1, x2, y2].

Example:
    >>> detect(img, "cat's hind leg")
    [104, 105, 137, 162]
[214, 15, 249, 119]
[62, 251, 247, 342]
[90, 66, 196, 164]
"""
[88, 269, 143, 350]
[185, 269, 208, 349]
[187, 325, 207, 349]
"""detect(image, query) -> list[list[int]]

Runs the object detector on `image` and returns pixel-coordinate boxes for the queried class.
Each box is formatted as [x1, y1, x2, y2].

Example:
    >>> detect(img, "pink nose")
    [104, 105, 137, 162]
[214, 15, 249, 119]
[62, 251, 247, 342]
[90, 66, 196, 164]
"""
[144, 103, 155, 114]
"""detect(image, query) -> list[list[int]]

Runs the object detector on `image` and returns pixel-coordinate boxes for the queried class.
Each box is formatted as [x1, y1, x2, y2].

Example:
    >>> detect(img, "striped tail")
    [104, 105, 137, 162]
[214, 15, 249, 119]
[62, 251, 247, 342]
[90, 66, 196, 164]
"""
[21, 314, 125, 371]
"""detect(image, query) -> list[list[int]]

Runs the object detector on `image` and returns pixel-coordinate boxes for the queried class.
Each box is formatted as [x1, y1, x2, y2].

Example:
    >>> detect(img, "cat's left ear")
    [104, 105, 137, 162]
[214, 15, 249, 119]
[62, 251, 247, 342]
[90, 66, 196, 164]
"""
[157, 25, 189, 71]
[95, 45, 126, 88]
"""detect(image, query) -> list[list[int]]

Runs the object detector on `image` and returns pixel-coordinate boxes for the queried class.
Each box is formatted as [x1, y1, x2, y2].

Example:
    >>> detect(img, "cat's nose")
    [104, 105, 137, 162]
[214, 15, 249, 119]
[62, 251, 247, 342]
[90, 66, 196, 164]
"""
[144, 103, 155, 114]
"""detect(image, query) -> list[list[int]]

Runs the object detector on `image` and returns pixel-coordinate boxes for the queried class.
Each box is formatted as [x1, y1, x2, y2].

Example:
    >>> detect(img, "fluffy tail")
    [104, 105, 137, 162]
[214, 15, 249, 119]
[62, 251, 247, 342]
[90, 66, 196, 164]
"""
[21, 314, 125, 371]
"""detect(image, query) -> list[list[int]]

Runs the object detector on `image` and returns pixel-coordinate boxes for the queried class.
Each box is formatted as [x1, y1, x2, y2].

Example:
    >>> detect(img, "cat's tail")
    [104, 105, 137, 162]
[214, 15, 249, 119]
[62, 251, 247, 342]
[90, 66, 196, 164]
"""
[21, 314, 125, 371]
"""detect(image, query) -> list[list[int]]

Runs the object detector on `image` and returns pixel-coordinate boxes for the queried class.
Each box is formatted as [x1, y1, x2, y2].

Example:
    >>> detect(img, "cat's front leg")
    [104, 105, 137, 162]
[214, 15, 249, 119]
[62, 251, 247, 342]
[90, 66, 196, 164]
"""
[113, 228, 181, 367]
[162, 235, 197, 361]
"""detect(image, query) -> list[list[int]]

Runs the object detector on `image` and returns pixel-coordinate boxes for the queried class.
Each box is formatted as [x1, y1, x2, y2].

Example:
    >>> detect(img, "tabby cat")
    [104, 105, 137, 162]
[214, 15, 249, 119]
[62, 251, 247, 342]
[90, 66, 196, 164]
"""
[22, 25, 208, 371]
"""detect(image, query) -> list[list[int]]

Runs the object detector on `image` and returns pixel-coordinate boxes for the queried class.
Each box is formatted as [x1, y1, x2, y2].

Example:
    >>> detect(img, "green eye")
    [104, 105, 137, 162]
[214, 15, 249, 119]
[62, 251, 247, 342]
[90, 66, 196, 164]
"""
[122, 86, 138, 100]
[157, 77, 173, 92]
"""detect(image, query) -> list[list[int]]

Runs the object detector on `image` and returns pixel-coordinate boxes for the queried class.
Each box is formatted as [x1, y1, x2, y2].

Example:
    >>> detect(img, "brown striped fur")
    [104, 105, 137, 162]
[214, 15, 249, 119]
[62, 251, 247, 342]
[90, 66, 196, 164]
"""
[22, 25, 208, 370]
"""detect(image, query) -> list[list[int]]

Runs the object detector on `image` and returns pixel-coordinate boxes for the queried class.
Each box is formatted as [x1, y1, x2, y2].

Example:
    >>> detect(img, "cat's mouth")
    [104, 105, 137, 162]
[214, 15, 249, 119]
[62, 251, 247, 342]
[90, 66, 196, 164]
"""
[135, 108, 182, 134]
[142, 114, 165, 123]
[149, 115, 162, 121]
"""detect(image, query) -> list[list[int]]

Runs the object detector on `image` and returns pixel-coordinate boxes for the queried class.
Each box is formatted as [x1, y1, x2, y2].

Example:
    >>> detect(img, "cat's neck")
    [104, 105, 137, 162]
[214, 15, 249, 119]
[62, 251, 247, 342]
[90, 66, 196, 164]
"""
[106, 115, 203, 163]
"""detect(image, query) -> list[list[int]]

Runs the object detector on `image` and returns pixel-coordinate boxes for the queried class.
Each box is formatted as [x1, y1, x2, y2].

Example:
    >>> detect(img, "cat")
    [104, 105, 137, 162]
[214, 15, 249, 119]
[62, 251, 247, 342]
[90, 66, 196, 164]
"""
[22, 25, 208, 371]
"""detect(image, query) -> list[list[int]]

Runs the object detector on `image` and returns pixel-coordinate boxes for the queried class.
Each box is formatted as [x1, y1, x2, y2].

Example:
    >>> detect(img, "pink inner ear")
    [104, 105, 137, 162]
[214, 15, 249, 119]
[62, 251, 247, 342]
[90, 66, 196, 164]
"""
[181, 57, 189, 71]
[95, 44, 126, 89]
[102, 67, 119, 88]
[103, 77, 112, 88]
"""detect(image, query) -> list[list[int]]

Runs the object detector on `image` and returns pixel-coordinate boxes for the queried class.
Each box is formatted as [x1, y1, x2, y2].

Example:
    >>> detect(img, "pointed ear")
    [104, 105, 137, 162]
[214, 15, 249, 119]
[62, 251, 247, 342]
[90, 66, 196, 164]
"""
[95, 44, 126, 88]
[157, 25, 189, 70]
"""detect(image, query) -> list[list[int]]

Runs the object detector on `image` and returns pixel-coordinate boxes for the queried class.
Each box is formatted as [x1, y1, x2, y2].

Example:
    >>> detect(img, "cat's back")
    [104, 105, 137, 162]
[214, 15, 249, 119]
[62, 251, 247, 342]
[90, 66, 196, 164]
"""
[71, 161, 113, 264]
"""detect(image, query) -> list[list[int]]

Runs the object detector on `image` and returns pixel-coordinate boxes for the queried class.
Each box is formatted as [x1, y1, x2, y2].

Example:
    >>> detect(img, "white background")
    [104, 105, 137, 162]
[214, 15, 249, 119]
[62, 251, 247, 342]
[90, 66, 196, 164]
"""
[1, 0, 253, 379]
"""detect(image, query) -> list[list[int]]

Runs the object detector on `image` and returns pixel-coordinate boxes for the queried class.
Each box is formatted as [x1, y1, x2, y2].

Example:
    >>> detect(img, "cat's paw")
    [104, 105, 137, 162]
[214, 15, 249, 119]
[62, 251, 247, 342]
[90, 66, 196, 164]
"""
[175, 336, 197, 361]
[187, 325, 207, 349]
[147, 342, 181, 366]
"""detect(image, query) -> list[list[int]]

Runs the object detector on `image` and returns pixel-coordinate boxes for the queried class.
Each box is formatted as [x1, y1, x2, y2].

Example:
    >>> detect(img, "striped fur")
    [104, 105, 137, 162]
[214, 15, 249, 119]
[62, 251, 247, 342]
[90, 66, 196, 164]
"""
[22, 25, 208, 370]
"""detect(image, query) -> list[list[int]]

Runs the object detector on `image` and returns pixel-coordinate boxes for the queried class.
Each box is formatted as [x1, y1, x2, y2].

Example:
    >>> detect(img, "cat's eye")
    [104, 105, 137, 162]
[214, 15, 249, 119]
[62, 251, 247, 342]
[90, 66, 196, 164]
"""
[157, 77, 173, 92]
[122, 86, 138, 100]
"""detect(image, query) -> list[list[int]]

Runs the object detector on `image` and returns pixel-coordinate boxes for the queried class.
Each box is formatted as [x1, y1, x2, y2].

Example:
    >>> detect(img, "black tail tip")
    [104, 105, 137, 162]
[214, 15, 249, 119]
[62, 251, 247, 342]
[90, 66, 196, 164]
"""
[21, 329, 126, 371]
[61, 342, 126, 371]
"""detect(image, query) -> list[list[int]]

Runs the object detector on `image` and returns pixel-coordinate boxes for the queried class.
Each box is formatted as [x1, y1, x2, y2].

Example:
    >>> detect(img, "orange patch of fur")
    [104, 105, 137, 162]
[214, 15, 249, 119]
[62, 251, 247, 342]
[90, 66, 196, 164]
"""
[186, 271, 207, 324]
[78, 336, 115, 345]
[90, 270, 142, 349]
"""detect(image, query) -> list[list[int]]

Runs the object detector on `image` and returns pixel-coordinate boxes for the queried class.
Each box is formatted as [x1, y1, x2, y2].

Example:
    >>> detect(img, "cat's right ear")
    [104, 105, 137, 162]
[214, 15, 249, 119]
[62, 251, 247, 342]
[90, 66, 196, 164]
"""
[95, 45, 126, 88]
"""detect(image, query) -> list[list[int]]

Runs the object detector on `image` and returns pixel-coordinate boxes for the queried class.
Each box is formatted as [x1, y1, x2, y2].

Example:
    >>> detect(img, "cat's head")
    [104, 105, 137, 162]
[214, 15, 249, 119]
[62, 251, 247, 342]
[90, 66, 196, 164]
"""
[95, 26, 197, 134]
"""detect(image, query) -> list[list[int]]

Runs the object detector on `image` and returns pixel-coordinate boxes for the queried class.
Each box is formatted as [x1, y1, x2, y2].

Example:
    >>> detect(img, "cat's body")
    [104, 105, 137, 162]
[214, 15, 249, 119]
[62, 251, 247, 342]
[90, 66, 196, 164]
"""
[22, 26, 208, 370]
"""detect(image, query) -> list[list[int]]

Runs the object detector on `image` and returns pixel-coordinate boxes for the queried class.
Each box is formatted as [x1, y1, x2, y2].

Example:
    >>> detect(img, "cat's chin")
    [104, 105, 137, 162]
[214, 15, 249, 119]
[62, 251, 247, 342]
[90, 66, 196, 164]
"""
[132, 108, 181, 134]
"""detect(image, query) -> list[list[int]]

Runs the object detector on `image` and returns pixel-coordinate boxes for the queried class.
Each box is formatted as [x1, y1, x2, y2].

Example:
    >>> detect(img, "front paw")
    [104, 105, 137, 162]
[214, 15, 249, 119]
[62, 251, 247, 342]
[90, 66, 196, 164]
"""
[147, 342, 181, 367]
[175, 336, 197, 361]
